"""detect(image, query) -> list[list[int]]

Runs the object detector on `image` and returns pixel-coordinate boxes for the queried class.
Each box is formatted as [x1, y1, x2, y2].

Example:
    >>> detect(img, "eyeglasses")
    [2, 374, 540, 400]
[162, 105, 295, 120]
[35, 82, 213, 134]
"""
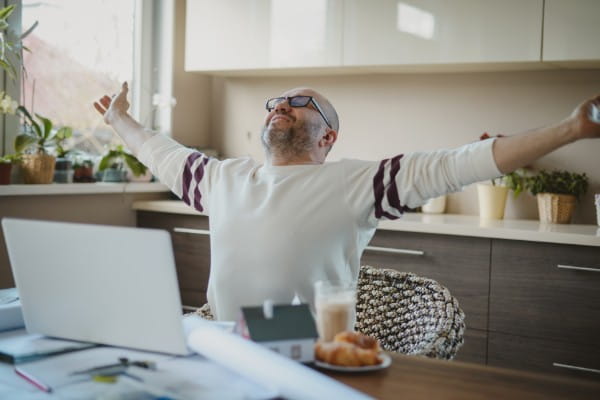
[265, 96, 332, 129]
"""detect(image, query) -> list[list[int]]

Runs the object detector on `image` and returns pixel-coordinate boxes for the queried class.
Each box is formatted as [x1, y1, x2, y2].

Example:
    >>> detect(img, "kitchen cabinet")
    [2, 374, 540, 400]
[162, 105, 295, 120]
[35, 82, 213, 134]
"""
[488, 239, 600, 380]
[137, 211, 210, 308]
[542, 0, 600, 63]
[185, 0, 343, 71]
[360, 230, 490, 364]
[343, 0, 543, 66]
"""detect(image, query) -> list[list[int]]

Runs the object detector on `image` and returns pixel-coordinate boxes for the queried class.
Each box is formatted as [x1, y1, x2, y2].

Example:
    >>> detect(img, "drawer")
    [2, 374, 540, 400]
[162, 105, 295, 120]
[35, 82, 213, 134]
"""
[137, 211, 209, 231]
[454, 328, 487, 365]
[361, 231, 490, 330]
[489, 239, 600, 344]
[488, 331, 600, 381]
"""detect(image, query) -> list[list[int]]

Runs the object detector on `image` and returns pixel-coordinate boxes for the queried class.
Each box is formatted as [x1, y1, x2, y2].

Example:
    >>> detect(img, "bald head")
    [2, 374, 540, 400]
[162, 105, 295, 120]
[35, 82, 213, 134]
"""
[281, 87, 339, 132]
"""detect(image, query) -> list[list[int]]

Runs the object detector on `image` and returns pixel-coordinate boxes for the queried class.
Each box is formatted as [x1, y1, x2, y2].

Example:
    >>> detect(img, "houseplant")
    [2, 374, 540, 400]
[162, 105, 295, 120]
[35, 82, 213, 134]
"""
[98, 145, 147, 182]
[525, 169, 588, 224]
[0, 153, 20, 184]
[14, 106, 73, 184]
[52, 126, 74, 183]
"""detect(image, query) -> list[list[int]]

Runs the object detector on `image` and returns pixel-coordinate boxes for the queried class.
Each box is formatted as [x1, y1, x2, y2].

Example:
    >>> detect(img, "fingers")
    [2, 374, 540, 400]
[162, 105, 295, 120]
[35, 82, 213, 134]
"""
[93, 101, 105, 115]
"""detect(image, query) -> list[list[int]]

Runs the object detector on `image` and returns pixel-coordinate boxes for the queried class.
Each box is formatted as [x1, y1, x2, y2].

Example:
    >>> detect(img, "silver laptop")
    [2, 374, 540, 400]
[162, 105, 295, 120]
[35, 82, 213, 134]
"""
[2, 218, 189, 355]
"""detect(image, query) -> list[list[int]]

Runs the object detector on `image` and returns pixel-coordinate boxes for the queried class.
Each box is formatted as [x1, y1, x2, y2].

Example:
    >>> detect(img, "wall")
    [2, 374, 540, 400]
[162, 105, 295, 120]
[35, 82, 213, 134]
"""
[0, 191, 170, 288]
[209, 69, 600, 224]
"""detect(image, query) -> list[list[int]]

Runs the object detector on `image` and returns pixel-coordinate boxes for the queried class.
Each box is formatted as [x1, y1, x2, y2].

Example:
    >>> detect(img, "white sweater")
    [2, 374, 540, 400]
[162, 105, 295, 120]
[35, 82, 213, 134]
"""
[139, 135, 500, 320]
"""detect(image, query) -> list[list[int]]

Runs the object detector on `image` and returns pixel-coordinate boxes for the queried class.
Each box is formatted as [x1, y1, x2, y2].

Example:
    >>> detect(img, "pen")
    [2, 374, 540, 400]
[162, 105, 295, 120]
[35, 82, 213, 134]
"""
[14, 366, 53, 393]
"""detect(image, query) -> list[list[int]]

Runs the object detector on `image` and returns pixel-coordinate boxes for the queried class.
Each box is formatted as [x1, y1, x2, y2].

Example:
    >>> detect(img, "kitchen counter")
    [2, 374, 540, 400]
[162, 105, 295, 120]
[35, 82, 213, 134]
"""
[132, 200, 600, 247]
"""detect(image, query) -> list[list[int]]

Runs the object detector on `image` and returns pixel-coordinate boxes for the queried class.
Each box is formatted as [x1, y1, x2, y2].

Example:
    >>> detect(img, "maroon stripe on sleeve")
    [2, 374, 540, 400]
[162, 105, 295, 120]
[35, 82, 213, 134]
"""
[386, 154, 410, 214]
[181, 152, 203, 207]
[373, 158, 388, 219]
[192, 157, 210, 212]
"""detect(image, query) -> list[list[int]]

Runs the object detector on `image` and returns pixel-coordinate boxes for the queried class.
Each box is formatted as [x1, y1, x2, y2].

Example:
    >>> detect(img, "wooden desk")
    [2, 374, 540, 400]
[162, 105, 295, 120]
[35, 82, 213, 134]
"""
[324, 353, 600, 399]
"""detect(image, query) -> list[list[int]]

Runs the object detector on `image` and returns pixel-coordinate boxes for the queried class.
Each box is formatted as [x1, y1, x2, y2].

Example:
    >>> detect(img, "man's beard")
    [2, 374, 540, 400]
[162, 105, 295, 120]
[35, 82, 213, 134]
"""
[261, 119, 321, 159]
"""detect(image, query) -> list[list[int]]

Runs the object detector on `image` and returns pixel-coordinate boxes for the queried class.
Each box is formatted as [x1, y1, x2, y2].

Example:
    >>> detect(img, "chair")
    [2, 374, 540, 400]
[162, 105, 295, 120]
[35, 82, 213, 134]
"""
[191, 265, 465, 360]
[355, 265, 465, 360]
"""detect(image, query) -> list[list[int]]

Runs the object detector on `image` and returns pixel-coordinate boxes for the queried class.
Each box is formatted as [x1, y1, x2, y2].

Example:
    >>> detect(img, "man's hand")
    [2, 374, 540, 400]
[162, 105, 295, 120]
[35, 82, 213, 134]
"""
[564, 94, 600, 141]
[91, 82, 153, 156]
[93, 82, 130, 126]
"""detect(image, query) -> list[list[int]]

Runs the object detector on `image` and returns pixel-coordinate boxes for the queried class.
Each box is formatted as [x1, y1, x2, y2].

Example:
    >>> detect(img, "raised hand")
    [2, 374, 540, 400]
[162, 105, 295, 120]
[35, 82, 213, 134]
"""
[93, 82, 130, 126]
[566, 94, 600, 140]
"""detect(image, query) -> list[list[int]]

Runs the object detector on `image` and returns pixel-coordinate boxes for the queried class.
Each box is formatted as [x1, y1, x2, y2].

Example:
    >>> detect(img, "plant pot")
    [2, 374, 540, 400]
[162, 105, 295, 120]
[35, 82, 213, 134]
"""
[536, 193, 576, 224]
[20, 154, 56, 184]
[97, 168, 127, 182]
[421, 195, 446, 214]
[0, 163, 11, 185]
[477, 184, 508, 220]
[73, 166, 95, 183]
[54, 158, 73, 183]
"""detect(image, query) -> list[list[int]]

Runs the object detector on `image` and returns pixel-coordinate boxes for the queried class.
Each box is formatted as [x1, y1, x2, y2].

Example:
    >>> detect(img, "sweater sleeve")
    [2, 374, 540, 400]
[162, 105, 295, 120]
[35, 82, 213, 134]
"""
[344, 138, 502, 224]
[374, 139, 502, 218]
[137, 134, 218, 213]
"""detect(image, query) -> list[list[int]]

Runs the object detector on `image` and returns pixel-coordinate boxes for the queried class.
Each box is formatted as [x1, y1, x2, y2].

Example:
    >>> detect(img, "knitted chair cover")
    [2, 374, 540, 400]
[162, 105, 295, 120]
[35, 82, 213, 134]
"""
[355, 265, 465, 360]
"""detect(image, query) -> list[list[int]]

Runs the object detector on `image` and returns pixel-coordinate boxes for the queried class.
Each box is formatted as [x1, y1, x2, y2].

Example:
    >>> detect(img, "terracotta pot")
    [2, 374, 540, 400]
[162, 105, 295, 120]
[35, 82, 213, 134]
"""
[20, 154, 56, 184]
[0, 163, 11, 185]
[477, 184, 508, 220]
[536, 193, 576, 224]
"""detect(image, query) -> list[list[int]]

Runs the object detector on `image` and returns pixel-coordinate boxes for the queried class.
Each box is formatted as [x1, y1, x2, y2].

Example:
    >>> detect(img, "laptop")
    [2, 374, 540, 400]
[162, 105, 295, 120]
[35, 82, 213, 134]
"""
[1, 218, 190, 356]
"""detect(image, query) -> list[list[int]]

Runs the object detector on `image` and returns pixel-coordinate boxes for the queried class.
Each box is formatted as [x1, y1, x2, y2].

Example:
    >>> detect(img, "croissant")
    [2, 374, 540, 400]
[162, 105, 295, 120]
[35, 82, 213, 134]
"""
[315, 331, 382, 367]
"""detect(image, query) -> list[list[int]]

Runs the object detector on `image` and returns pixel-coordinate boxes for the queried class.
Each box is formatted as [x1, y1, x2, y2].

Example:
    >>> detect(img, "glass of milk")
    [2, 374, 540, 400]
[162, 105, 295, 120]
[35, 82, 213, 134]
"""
[314, 280, 357, 342]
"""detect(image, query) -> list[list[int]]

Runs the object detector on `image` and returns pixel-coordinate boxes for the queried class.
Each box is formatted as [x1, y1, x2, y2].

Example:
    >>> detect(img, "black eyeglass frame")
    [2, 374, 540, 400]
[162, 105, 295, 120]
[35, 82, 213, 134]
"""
[265, 96, 332, 129]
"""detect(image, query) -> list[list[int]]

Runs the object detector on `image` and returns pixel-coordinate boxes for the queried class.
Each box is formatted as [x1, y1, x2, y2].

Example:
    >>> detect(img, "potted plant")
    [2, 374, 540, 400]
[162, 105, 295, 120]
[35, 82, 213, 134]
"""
[72, 158, 95, 183]
[52, 126, 74, 183]
[14, 106, 73, 184]
[525, 169, 589, 224]
[97, 145, 147, 182]
[0, 153, 21, 185]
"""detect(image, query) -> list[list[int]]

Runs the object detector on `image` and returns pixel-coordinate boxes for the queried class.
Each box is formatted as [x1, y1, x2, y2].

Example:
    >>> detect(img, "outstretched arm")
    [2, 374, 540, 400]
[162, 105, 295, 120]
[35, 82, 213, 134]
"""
[493, 95, 600, 173]
[93, 82, 155, 156]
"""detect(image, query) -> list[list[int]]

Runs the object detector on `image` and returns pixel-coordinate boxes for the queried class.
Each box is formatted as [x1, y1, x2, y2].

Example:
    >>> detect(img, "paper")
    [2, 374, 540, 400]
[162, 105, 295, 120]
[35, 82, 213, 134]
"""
[0, 329, 96, 364]
[187, 321, 373, 400]
[15, 346, 275, 399]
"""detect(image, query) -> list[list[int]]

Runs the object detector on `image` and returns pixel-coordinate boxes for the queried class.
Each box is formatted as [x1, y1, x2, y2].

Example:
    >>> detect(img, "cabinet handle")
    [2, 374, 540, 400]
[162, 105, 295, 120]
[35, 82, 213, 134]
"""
[365, 245, 425, 256]
[556, 264, 600, 273]
[552, 362, 600, 374]
[173, 227, 210, 236]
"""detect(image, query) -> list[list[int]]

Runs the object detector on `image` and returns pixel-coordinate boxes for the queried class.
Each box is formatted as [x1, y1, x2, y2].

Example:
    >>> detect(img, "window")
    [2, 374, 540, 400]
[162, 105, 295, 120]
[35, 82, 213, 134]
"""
[21, 0, 136, 157]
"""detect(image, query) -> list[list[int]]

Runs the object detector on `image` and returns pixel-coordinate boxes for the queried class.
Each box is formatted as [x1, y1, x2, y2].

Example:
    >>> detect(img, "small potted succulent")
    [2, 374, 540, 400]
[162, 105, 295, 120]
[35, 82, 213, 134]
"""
[525, 169, 589, 224]
[72, 158, 95, 183]
[98, 145, 147, 182]
[52, 126, 74, 183]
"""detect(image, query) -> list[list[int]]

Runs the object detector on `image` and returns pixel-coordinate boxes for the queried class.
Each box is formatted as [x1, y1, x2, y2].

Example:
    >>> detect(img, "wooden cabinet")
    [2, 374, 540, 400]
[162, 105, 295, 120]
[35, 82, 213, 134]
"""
[542, 0, 600, 63]
[360, 230, 490, 364]
[343, 0, 543, 66]
[137, 211, 210, 307]
[185, 0, 343, 71]
[488, 239, 600, 379]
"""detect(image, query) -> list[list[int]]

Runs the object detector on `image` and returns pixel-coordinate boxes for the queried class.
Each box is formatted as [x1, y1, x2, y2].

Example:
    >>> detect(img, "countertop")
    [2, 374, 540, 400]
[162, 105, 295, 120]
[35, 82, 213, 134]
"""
[132, 200, 600, 247]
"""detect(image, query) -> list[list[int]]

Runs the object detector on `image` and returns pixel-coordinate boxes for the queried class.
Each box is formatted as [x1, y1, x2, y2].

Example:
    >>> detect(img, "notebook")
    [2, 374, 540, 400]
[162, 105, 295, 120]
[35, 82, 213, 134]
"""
[1, 218, 190, 356]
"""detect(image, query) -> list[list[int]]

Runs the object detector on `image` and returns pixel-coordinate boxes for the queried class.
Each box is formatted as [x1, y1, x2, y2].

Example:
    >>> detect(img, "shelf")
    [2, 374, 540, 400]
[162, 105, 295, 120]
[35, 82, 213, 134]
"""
[0, 182, 170, 197]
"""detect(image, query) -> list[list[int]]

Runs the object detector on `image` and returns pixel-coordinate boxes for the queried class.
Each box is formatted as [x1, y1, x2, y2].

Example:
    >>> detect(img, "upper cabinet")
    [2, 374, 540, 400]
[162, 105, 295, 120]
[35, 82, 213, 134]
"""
[542, 0, 600, 63]
[185, 0, 599, 74]
[185, 0, 343, 71]
[343, 0, 543, 66]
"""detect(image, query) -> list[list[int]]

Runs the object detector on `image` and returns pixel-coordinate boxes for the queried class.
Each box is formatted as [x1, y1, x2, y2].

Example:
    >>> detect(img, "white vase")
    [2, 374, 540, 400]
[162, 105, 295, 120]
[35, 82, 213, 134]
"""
[422, 195, 447, 214]
[477, 184, 508, 220]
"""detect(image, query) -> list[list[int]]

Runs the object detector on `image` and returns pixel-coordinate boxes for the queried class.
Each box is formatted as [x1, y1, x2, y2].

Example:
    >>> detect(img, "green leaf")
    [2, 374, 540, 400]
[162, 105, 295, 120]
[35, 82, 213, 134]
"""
[17, 106, 42, 137]
[35, 114, 53, 139]
[14, 133, 38, 153]
[0, 5, 15, 21]
[55, 126, 73, 140]
[123, 153, 147, 177]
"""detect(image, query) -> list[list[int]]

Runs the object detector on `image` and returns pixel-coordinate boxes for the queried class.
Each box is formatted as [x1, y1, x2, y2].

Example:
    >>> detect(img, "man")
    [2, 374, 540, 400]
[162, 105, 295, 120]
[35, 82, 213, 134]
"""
[94, 83, 600, 321]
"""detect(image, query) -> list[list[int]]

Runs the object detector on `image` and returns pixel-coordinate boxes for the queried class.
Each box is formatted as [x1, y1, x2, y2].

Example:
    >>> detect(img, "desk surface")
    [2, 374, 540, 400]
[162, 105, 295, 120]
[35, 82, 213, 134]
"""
[325, 353, 600, 399]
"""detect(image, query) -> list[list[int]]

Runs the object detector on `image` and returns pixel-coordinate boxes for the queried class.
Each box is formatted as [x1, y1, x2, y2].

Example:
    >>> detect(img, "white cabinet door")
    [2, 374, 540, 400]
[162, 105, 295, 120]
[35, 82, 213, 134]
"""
[343, 0, 543, 66]
[185, 0, 343, 71]
[543, 0, 600, 62]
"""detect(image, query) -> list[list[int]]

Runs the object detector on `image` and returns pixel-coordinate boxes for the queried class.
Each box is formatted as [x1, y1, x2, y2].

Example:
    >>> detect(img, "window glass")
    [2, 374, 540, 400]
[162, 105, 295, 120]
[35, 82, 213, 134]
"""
[22, 0, 136, 157]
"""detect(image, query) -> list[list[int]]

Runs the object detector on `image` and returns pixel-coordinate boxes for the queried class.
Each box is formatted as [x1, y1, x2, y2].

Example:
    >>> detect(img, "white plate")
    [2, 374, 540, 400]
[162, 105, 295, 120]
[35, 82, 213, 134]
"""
[314, 353, 392, 372]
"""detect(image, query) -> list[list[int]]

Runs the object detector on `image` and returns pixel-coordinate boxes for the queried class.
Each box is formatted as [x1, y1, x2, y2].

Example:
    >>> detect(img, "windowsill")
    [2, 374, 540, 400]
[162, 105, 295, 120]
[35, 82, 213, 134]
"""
[0, 182, 170, 196]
